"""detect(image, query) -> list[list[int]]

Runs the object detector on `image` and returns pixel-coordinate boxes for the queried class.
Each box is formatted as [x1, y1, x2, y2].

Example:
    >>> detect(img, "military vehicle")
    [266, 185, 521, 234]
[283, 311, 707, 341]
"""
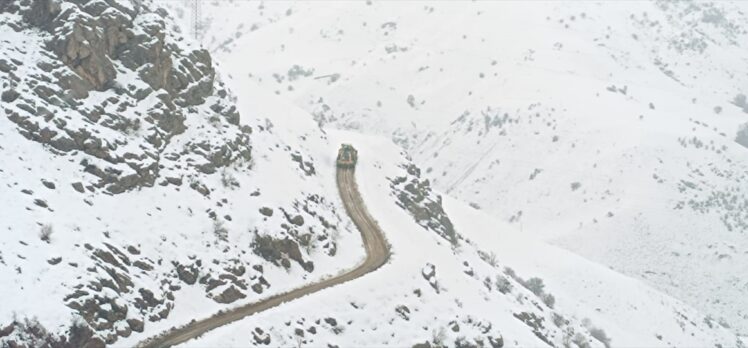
[336, 144, 358, 168]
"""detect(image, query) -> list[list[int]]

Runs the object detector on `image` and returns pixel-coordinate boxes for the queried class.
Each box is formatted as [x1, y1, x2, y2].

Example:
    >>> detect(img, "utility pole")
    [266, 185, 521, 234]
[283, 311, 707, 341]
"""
[191, 0, 201, 42]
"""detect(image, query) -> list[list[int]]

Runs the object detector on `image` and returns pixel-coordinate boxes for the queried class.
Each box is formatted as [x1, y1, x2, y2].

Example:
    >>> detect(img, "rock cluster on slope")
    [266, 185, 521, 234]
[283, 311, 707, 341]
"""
[2, 0, 250, 195]
[390, 163, 458, 245]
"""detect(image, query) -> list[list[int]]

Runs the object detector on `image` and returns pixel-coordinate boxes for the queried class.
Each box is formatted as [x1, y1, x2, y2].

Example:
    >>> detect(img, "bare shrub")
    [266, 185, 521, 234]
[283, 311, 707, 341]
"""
[552, 313, 566, 327]
[478, 250, 499, 267]
[522, 277, 545, 296]
[543, 293, 556, 308]
[39, 224, 53, 243]
[572, 333, 591, 348]
[213, 220, 228, 242]
[503, 267, 516, 278]
[495, 275, 513, 294]
[220, 169, 239, 189]
[431, 326, 447, 348]
[512, 274, 556, 308]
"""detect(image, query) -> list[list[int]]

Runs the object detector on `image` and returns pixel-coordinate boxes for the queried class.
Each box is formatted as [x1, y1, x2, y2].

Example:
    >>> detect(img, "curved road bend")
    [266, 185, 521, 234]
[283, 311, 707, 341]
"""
[137, 167, 391, 348]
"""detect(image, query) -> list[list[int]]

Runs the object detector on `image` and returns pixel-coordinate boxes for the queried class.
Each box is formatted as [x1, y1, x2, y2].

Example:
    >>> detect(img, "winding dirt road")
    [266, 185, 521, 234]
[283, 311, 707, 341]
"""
[137, 167, 390, 348]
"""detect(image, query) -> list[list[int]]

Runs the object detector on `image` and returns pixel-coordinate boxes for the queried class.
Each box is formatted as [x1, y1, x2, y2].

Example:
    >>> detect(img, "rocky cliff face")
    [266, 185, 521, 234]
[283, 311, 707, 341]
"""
[0, 1, 358, 346]
[390, 162, 458, 246]
[2, 0, 249, 195]
[0, 0, 252, 345]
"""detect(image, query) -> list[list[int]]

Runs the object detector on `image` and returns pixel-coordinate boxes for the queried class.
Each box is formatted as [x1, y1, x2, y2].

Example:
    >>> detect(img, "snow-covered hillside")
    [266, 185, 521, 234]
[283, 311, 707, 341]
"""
[186, 0, 748, 335]
[1, 0, 746, 346]
[0, 1, 365, 345]
[178, 131, 741, 348]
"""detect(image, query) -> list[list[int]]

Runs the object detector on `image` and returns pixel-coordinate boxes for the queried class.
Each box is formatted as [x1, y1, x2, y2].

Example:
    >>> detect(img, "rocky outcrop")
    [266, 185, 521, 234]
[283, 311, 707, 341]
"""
[390, 164, 458, 245]
[259, 207, 274, 217]
[213, 285, 246, 304]
[60, 243, 174, 344]
[0, 2, 343, 346]
[251, 232, 314, 272]
[0, 318, 105, 348]
[2, 0, 252, 195]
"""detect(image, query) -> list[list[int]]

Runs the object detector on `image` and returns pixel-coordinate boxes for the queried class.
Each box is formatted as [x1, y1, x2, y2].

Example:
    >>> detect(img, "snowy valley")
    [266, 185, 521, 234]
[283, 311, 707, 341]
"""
[0, 0, 747, 347]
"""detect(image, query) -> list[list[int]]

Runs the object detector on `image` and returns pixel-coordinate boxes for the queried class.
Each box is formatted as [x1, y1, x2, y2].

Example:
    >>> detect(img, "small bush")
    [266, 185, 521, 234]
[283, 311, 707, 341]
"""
[213, 220, 228, 241]
[552, 313, 565, 327]
[543, 293, 556, 308]
[495, 275, 512, 294]
[572, 333, 591, 348]
[431, 327, 447, 348]
[39, 225, 53, 243]
[478, 250, 499, 267]
[220, 169, 239, 189]
[523, 277, 545, 296]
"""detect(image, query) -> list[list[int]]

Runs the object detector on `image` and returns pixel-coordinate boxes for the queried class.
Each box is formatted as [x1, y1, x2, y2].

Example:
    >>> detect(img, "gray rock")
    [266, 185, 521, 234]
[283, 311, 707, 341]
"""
[71, 182, 85, 193]
[33, 85, 57, 103]
[133, 86, 152, 101]
[213, 285, 246, 304]
[23, 0, 62, 30]
[251, 282, 263, 294]
[165, 176, 182, 186]
[16, 102, 36, 115]
[1, 89, 19, 103]
[392, 164, 457, 245]
[289, 215, 304, 226]
[6, 0, 251, 204]
[0, 59, 15, 72]
[190, 181, 210, 196]
[251, 234, 314, 272]
[51, 17, 118, 91]
[0, 1, 20, 13]
[47, 257, 62, 265]
[33, 199, 48, 208]
[81, 0, 110, 17]
[36, 61, 56, 72]
[133, 260, 153, 271]
[737, 125, 748, 149]
[488, 336, 504, 348]
[126, 245, 140, 255]
[175, 263, 198, 285]
[56, 70, 93, 99]
[126, 318, 144, 333]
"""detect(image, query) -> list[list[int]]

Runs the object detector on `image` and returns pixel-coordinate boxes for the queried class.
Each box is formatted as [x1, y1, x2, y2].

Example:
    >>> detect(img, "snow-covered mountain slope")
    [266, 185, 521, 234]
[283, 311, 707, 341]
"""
[187, 0, 748, 335]
[1, 0, 746, 347]
[0, 1, 366, 345]
[178, 131, 742, 348]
